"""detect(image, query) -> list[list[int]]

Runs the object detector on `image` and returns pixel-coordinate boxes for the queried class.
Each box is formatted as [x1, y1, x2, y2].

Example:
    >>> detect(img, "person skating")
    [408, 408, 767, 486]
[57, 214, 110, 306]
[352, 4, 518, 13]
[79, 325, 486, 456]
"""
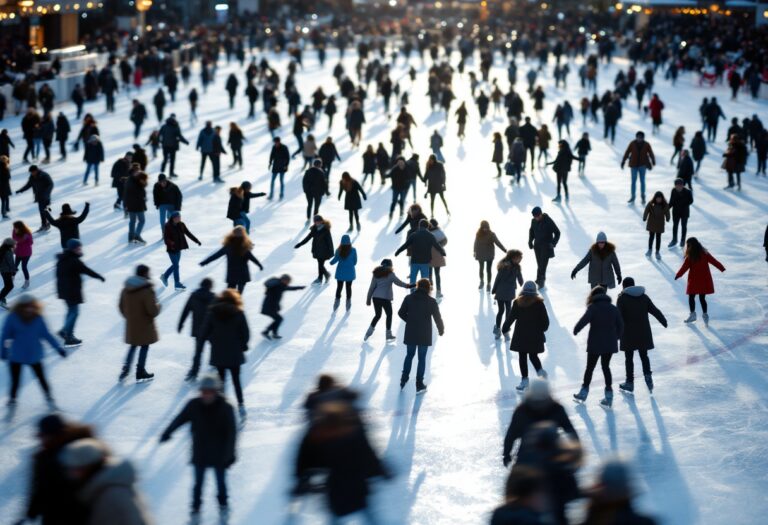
[492, 132, 504, 177]
[501, 281, 550, 390]
[674, 237, 725, 325]
[268, 137, 290, 200]
[12, 221, 33, 290]
[474, 220, 507, 292]
[668, 178, 693, 248]
[548, 140, 579, 202]
[0, 155, 10, 218]
[621, 131, 655, 204]
[689, 131, 707, 174]
[196, 121, 227, 182]
[159, 114, 188, 179]
[422, 154, 449, 216]
[152, 88, 166, 122]
[671, 126, 685, 166]
[152, 173, 182, 235]
[44, 202, 90, 249]
[582, 459, 657, 525]
[427, 218, 447, 299]
[0, 238, 16, 307]
[295, 215, 334, 284]
[225, 181, 263, 234]
[16, 165, 54, 232]
[648, 93, 664, 134]
[361, 145, 377, 186]
[1, 294, 66, 409]
[118, 264, 160, 382]
[178, 278, 215, 381]
[676, 149, 694, 190]
[519, 117, 538, 171]
[225, 73, 239, 109]
[329, 234, 357, 310]
[489, 465, 550, 525]
[303, 374, 359, 420]
[123, 170, 149, 244]
[338, 171, 367, 231]
[384, 156, 409, 219]
[722, 133, 748, 190]
[536, 124, 551, 167]
[129, 100, 147, 139]
[395, 219, 446, 286]
[575, 132, 591, 175]
[110, 152, 132, 210]
[528, 207, 559, 290]
[55, 112, 70, 160]
[161, 212, 201, 290]
[227, 122, 245, 170]
[616, 277, 667, 394]
[492, 250, 524, 338]
[364, 259, 413, 342]
[571, 232, 622, 290]
[303, 159, 328, 221]
[395, 203, 427, 239]
[398, 278, 444, 393]
[1, 130, 16, 165]
[642, 191, 670, 259]
[55, 239, 105, 346]
[319, 136, 342, 183]
[160, 374, 237, 521]
[261, 274, 304, 339]
[200, 226, 263, 293]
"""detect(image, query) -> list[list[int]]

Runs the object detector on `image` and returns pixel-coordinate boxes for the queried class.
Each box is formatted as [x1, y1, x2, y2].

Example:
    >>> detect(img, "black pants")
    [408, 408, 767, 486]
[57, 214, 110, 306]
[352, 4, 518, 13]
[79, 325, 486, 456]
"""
[624, 350, 651, 382]
[604, 123, 616, 143]
[42, 140, 51, 160]
[292, 133, 304, 156]
[0, 272, 14, 300]
[1, 196, 9, 216]
[348, 209, 360, 229]
[217, 366, 243, 405]
[706, 122, 718, 142]
[335, 280, 352, 300]
[133, 122, 142, 139]
[192, 465, 227, 512]
[200, 153, 220, 179]
[9, 362, 51, 400]
[534, 246, 550, 284]
[756, 153, 766, 174]
[429, 266, 442, 292]
[555, 171, 569, 197]
[727, 170, 741, 188]
[583, 353, 613, 388]
[227, 281, 246, 293]
[316, 258, 329, 280]
[478, 260, 492, 284]
[189, 336, 206, 374]
[58, 139, 67, 159]
[525, 146, 535, 168]
[648, 231, 661, 252]
[264, 312, 283, 334]
[231, 147, 242, 168]
[23, 138, 34, 161]
[672, 215, 688, 242]
[496, 300, 512, 328]
[429, 192, 449, 215]
[518, 352, 542, 378]
[161, 149, 177, 176]
[15, 255, 30, 280]
[370, 298, 393, 330]
[688, 294, 708, 313]
[306, 194, 322, 219]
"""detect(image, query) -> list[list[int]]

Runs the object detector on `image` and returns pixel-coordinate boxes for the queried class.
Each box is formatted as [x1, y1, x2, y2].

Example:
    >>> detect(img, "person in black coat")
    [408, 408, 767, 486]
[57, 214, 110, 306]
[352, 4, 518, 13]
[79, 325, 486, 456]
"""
[489, 465, 550, 525]
[582, 459, 657, 525]
[361, 145, 377, 186]
[303, 374, 359, 420]
[676, 149, 694, 189]
[668, 178, 693, 247]
[493, 251, 524, 335]
[45, 203, 89, 249]
[261, 274, 305, 339]
[375, 143, 390, 184]
[200, 226, 263, 293]
[318, 137, 341, 182]
[528, 207, 560, 289]
[616, 277, 667, 394]
[385, 157, 409, 218]
[159, 115, 188, 178]
[0, 156, 10, 218]
[295, 215, 334, 283]
[268, 137, 290, 200]
[160, 374, 237, 517]
[422, 155, 449, 216]
[161, 212, 201, 290]
[129, 100, 147, 139]
[178, 278, 215, 381]
[16, 165, 54, 231]
[225, 181, 264, 234]
[548, 140, 579, 202]
[395, 219, 446, 286]
[502, 282, 549, 390]
[573, 287, 624, 407]
[338, 171, 367, 231]
[110, 152, 132, 209]
[302, 159, 328, 220]
[519, 117, 538, 169]
[152, 173, 183, 235]
[123, 171, 149, 243]
[55, 239, 105, 345]
[397, 279, 444, 392]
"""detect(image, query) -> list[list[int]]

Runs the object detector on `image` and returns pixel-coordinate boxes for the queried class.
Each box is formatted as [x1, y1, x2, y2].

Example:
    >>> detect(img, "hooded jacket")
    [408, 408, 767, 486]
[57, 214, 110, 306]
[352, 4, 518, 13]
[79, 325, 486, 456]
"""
[295, 223, 334, 260]
[573, 294, 624, 355]
[201, 300, 250, 368]
[330, 239, 357, 281]
[572, 243, 622, 289]
[675, 251, 725, 295]
[78, 459, 153, 525]
[261, 278, 303, 315]
[178, 287, 214, 337]
[492, 260, 524, 301]
[502, 296, 549, 354]
[398, 288, 444, 346]
[366, 267, 410, 302]
[56, 249, 103, 304]
[616, 286, 667, 351]
[1, 312, 64, 364]
[119, 276, 160, 346]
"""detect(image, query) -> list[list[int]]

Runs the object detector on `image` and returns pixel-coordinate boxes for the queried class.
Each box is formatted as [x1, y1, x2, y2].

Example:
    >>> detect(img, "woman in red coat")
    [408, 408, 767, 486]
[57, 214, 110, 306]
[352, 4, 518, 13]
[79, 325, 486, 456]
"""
[675, 237, 725, 325]
[648, 94, 664, 134]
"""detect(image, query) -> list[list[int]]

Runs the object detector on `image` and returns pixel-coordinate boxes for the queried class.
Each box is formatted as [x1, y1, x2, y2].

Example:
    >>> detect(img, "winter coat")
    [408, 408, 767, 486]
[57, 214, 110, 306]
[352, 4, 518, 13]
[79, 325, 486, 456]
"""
[83, 139, 104, 164]
[18, 171, 54, 205]
[366, 269, 409, 302]
[537, 128, 551, 150]
[423, 163, 446, 194]
[56, 251, 103, 305]
[492, 261, 523, 301]
[573, 294, 624, 355]
[196, 127, 215, 154]
[528, 215, 560, 251]
[269, 144, 290, 173]
[159, 119, 188, 151]
[319, 142, 341, 166]
[573, 243, 621, 289]
[46, 204, 90, 248]
[643, 202, 670, 233]
[261, 278, 303, 315]
[519, 123, 538, 148]
[669, 188, 693, 218]
[395, 212, 427, 236]
[502, 297, 549, 354]
[387, 165, 409, 191]
[550, 150, 579, 174]
[690, 135, 707, 161]
[200, 246, 262, 285]
[161, 396, 237, 468]
[1, 313, 64, 364]
[0, 164, 11, 198]
[430, 228, 447, 268]
[492, 140, 504, 163]
[122, 176, 147, 213]
[648, 97, 664, 121]
[362, 151, 376, 173]
[152, 181, 182, 210]
[511, 141, 526, 164]
[621, 140, 655, 168]
[395, 229, 445, 265]
[13, 232, 33, 258]
[398, 288, 444, 346]
[56, 116, 71, 142]
[178, 288, 214, 337]
[303, 167, 328, 197]
[330, 248, 357, 281]
[296, 224, 334, 260]
[617, 286, 667, 351]
[575, 138, 591, 157]
[490, 504, 548, 525]
[502, 399, 578, 460]
[582, 506, 657, 525]
[339, 179, 366, 210]
[474, 232, 506, 261]
[677, 156, 694, 183]
[163, 221, 199, 252]
[201, 301, 249, 368]
[119, 276, 160, 346]
[675, 252, 725, 295]
[722, 141, 748, 172]
[111, 159, 130, 190]
[77, 459, 153, 525]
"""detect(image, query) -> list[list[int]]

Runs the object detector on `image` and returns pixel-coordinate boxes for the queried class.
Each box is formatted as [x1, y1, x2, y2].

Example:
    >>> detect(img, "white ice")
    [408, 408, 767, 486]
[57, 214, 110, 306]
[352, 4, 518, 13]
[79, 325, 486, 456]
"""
[0, 44, 766, 525]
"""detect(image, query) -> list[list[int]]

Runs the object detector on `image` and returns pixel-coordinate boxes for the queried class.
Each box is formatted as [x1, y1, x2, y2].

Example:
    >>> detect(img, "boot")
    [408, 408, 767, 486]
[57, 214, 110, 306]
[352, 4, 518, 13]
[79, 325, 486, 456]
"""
[485, 283, 490, 292]
[684, 311, 697, 323]
[655, 251, 661, 260]
[261, 330, 273, 340]
[45, 395, 58, 411]
[668, 238, 678, 248]
[238, 404, 247, 419]
[537, 369, 548, 379]
[478, 281, 483, 289]
[493, 325, 500, 337]
[136, 369, 155, 382]
[22, 280, 29, 290]
[185, 369, 198, 382]
[345, 299, 351, 311]
[364, 325, 375, 341]
[312, 276, 323, 285]
[333, 297, 341, 310]
[386, 330, 396, 342]
[400, 374, 408, 389]
[645, 249, 652, 257]
[118, 365, 130, 382]
[416, 382, 428, 395]
[600, 388, 614, 408]
[702, 312, 709, 325]
[573, 385, 589, 402]
[516, 378, 529, 391]
[644, 374, 654, 393]
[619, 381, 634, 393]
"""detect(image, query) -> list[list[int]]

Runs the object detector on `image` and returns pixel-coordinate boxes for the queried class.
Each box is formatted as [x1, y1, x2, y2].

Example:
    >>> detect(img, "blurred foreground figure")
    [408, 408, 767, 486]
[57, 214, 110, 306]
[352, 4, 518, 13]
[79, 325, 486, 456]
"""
[490, 466, 550, 525]
[582, 459, 657, 525]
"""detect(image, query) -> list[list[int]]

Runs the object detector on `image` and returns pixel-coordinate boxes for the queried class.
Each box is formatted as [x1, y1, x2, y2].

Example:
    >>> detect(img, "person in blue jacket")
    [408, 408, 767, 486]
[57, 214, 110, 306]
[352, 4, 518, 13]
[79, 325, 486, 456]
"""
[330, 234, 357, 311]
[1, 293, 66, 409]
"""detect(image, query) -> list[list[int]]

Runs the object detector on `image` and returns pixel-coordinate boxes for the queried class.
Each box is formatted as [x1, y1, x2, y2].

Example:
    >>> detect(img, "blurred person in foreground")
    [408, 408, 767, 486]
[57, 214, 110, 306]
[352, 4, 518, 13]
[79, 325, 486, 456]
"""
[581, 459, 656, 525]
[490, 465, 550, 525]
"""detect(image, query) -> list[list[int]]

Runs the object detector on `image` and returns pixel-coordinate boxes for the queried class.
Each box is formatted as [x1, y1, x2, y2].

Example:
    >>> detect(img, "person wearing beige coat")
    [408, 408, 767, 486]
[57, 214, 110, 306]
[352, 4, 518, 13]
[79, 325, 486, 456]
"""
[643, 191, 670, 259]
[118, 265, 160, 382]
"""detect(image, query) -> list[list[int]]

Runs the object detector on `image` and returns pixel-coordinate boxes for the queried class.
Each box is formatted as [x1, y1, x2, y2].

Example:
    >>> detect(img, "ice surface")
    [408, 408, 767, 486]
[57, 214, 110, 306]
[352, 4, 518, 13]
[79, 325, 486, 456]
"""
[0, 46, 766, 525]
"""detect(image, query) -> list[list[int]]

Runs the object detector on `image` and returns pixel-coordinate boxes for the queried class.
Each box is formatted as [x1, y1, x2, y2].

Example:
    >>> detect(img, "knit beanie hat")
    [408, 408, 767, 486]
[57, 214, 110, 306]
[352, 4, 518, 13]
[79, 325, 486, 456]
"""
[2, 237, 15, 247]
[60, 438, 109, 468]
[198, 374, 222, 391]
[596, 231, 607, 243]
[521, 281, 538, 296]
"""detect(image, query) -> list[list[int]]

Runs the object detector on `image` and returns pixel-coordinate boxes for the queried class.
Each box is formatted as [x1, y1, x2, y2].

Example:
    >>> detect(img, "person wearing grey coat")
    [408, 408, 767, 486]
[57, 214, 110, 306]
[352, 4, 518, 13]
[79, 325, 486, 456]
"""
[398, 279, 444, 393]
[364, 259, 413, 342]
[492, 250, 524, 334]
[571, 232, 622, 289]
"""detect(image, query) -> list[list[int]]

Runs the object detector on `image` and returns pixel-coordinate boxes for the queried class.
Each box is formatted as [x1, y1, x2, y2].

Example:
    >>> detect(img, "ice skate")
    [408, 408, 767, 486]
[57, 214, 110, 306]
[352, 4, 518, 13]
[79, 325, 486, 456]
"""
[573, 385, 589, 402]
[345, 299, 351, 311]
[364, 325, 375, 341]
[118, 365, 130, 382]
[644, 374, 654, 393]
[159, 274, 168, 287]
[655, 251, 661, 260]
[63, 336, 82, 347]
[537, 369, 548, 379]
[668, 238, 678, 248]
[400, 375, 408, 390]
[386, 330, 396, 342]
[22, 280, 29, 289]
[600, 388, 614, 408]
[333, 297, 340, 310]
[238, 404, 247, 419]
[516, 378, 529, 391]
[702, 312, 709, 325]
[416, 382, 428, 395]
[136, 369, 155, 382]
[645, 249, 652, 257]
[261, 330, 272, 340]
[493, 325, 500, 338]
[619, 381, 634, 393]
[684, 311, 697, 323]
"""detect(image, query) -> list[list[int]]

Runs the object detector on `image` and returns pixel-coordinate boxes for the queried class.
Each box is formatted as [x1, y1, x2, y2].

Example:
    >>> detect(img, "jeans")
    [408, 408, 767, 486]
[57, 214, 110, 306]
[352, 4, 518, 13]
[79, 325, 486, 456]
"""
[124, 344, 149, 371]
[83, 162, 99, 184]
[234, 211, 251, 234]
[389, 189, 407, 216]
[9, 362, 51, 400]
[192, 465, 228, 512]
[158, 204, 174, 232]
[583, 353, 613, 388]
[624, 350, 651, 382]
[163, 251, 181, 285]
[161, 149, 177, 177]
[630, 167, 646, 200]
[370, 298, 393, 330]
[14, 255, 30, 280]
[409, 263, 430, 286]
[128, 211, 146, 240]
[402, 345, 429, 384]
[269, 171, 285, 199]
[62, 302, 79, 338]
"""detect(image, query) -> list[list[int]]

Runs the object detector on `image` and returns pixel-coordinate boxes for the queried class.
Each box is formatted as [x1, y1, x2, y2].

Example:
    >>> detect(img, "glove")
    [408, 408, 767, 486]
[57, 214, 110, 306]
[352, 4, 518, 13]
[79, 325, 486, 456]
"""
[100, 277, 106, 282]
[293, 243, 300, 249]
[503, 455, 511, 468]
[159, 434, 170, 444]
[438, 330, 444, 336]
[366, 300, 371, 306]
[570, 270, 576, 280]
[616, 276, 622, 284]
[528, 242, 533, 250]
[196, 241, 202, 246]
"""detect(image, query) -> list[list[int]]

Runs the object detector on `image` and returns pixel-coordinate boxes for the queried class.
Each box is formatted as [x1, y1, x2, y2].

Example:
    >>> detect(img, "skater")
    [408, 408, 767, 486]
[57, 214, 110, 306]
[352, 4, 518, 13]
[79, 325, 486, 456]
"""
[722, 133, 747, 190]
[45, 203, 90, 249]
[572, 286, 624, 407]
[261, 274, 304, 339]
[152, 173, 183, 234]
[492, 250, 524, 338]
[668, 178, 693, 248]
[200, 289, 250, 413]
[492, 132, 504, 177]
[430, 130, 444, 163]
[129, 100, 147, 139]
[422, 154, 449, 216]
[674, 238, 726, 324]
[507, 138, 525, 184]
[160, 212, 201, 290]
[671, 127, 685, 166]
[575, 132, 591, 174]
[676, 149, 694, 189]
[12, 222, 33, 290]
[329, 235, 357, 310]
[225, 73, 239, 109]
[55, 112, 70, 160]
[528, 207, 560, 290]
[364, 259, 413, 342]
[227, 123, 245, 170]
[536, 124, 551, 167]
[395, 219, 446, 286]
[0, 238, 15, 307]
[200, 226, 263, 293]
[294, 215, 334, 284]
[196, 122, 226, 182]
[398, 278, 444, 393]
[501, 281, 550, 390]
[571, 232, 622, 290]
[616, 277, 667, 394]
[1, 294, 66, 408]
[385, 157, 409, 219]
[474, 220, 507, 292]
[361, 145, 377, 186]
[118, 264, 160, 382]
[226, 181, 263, 234]
[648, 94, 664, 133]
[689, 131, 707, 174]
[519, 117, 538, 171]
[621, 131, 655, 204]
[338, 171, 367, 231]
[153, 88, 166, 122]
[642, 192, 670, 259]
[110, 152, 132, 209]
[123, 170, 149, 244]
[489, 466, 549, 524]
[159, 115, 188, 179]
[0, 155, 9, 218]
[55, 238, 105, 345]
[303, 159, 328, 221]
[82, 135, 104, 185]
[268, 137, 290, 200]
[178, 278, 215, 381]
[160, 373, 237, 521]
[427, 219, 447, 299]
[548, 140, 579, 202]
[16, 165, 54, 232]
[582, 459, 658, 525]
